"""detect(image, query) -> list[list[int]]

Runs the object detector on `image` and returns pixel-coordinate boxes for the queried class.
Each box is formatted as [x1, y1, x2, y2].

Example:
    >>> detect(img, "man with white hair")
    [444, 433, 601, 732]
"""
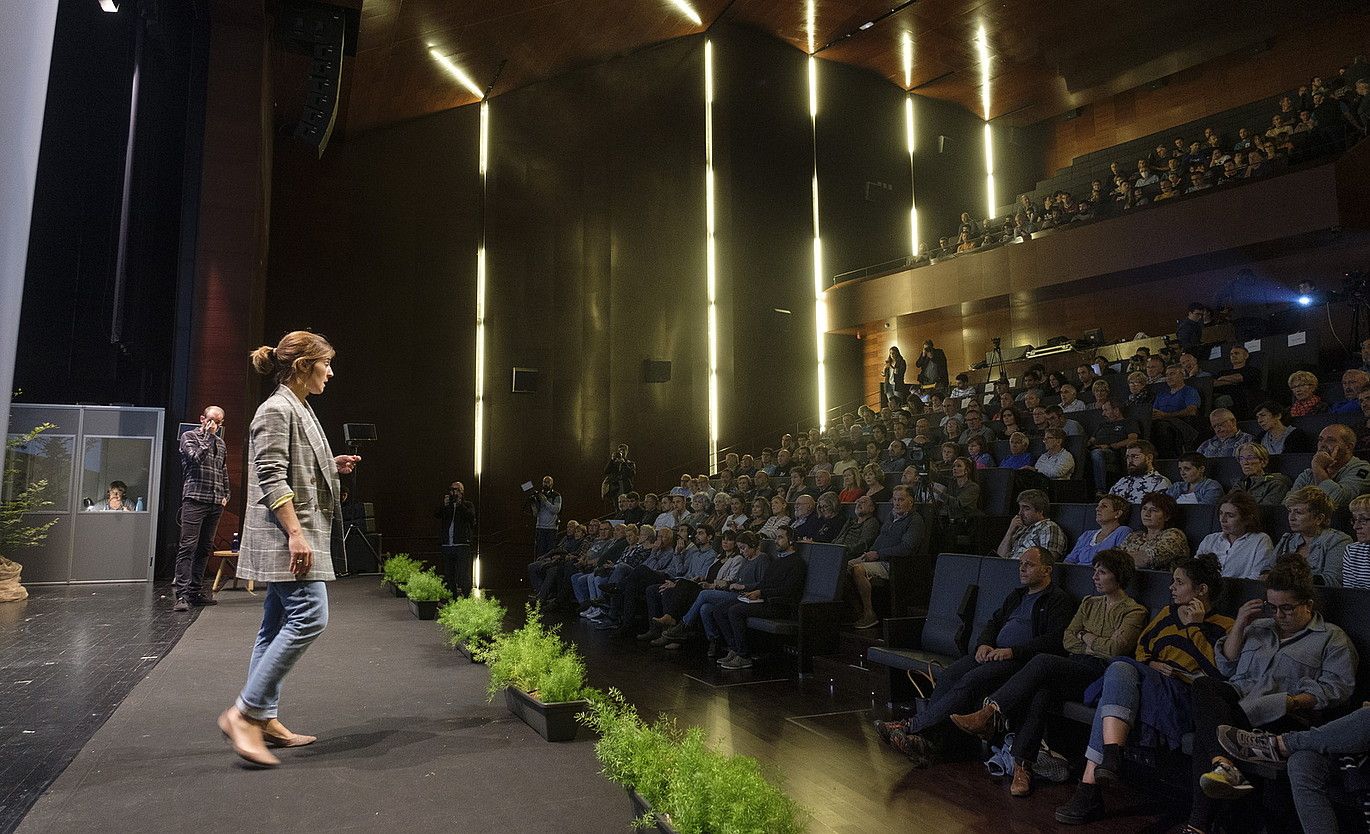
[1197, 408, 1254, 458]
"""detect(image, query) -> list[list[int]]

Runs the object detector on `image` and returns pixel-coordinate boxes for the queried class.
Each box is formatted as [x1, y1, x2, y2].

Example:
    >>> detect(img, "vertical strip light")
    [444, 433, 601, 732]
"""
[977, 25, 995, 220]
[807, 1, 826, 429]
[704, 40, 719, 475]
[902, 32, 918, 256]
[473, 98, 489, 589]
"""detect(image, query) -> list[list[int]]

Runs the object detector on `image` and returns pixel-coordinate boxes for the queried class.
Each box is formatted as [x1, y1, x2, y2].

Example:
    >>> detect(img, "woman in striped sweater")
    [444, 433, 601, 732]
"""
[1055, 553, 1234, 824]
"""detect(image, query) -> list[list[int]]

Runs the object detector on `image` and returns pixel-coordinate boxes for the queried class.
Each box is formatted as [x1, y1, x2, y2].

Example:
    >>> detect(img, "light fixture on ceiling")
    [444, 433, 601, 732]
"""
[667, 0, 702, 26]
[98, 0, 119, 11]
[976, 24, 995, 219]
[429, 47, 485, 99]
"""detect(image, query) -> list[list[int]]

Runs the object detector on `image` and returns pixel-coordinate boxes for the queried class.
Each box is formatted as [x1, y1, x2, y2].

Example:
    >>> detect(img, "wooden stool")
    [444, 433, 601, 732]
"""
[210, 550, 256, 594]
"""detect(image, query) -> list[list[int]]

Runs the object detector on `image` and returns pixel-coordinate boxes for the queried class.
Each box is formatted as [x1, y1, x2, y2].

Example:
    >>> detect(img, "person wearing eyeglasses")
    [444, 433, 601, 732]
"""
[1186, 556, 1357, 832]
[1229, 443, 1291, 506]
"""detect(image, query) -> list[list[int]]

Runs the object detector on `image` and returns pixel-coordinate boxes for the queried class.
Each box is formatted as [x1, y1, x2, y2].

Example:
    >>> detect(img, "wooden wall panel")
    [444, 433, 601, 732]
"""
[1041, 16, 1370, 175]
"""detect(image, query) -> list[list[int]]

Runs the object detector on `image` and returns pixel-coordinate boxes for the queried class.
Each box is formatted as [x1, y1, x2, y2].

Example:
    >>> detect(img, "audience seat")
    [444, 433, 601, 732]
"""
[746, 541, 845, 672]
[869, 554, 980, 705]
[978, 468, 1017, 517]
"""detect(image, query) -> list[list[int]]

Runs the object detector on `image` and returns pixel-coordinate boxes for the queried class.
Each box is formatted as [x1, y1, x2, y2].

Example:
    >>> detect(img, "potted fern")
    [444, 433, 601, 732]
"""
[479, 604, 591, 742]
[579, 689, 807, 834]
[437, 592, 507, 661]
[1, 422, 61, 604]
[403, 568, 452, 620]
[380, 553, 421, 596]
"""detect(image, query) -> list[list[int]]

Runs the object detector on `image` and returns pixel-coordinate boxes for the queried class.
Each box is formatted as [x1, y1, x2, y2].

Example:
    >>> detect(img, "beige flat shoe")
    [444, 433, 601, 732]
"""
[217, 708, 280, 767]
[260, 717, 318, 748]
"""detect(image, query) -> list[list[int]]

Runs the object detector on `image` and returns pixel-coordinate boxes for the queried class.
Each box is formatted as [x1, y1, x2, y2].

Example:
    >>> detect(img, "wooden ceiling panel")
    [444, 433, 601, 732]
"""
[298, 0, 1365, 138]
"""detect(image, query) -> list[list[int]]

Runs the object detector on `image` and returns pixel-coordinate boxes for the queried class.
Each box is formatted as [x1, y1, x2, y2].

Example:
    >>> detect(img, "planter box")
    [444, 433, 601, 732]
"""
[627, 788, 680, 834]
[409, 598, 442, 620]
[503, 686, 588, 742]
[383, 580, 406, 597]
[452, 640, 488, 663]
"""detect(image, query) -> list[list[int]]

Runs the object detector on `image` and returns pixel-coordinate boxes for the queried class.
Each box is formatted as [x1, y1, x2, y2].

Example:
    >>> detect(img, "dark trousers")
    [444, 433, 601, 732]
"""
[528, 557, 555, 591]
[175, 498, 223, 600]
[619, 565, 669, 630]
[665, 580, 704, 619]
[534, 527, 557, 558]
[711, 599, 786, 655]
[987, 653, 1110, 762]
[908, 654, 1024, 735]
[1151, 416, 1199, 457]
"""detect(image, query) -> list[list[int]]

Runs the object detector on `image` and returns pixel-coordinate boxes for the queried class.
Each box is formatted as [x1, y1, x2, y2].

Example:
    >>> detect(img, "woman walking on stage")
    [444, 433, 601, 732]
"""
[217, 331, 360, 767]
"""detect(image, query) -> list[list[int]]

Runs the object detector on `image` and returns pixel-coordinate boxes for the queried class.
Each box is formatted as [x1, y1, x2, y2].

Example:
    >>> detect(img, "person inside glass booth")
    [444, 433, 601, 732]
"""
[90, 480, 133, 512]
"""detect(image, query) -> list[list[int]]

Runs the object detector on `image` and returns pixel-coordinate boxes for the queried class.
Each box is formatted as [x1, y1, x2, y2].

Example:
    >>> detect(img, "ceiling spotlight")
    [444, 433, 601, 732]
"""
[666, 0, 702, 26]
[98, 0, 119, 11]
[429, 47, 485, 99]
[1298, 295, 1313, 307]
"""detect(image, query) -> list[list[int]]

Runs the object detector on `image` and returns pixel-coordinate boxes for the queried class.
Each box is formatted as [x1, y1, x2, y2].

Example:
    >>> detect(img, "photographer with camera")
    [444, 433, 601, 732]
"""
[435, 480, 476, 548]
[529, 475, 562, 557]
[916, 339, 949, 389]
[602, 443, 636, 508]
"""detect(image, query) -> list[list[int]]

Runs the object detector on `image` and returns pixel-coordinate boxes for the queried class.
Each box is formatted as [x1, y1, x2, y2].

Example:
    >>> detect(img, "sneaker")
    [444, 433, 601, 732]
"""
[721, 654, 753, 669]
[706, 640, 720, 658]
[1216, 725, 1287, 769]
[852, 615, 880, 630]
[1199, 758, 1254, 799]
[173, 598, 190, 612]
[662, 624, 689, 640]
[580, 607, 602, 620]
[635, 627, 660, 641]
[1094, 743, 1124, 781]
[874, 719, 905, 744]
[1054, 782, 1104, 825]
[716, 650, 738, 665]
[663, 642, 682, 650]
[1033, 747, 1071, 784]
[887, 730, 931, 766]
[650, 633, 672, 647]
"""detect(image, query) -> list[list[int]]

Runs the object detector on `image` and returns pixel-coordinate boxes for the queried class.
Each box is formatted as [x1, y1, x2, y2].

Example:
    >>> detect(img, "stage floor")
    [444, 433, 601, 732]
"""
[10, 578, 1174, 833]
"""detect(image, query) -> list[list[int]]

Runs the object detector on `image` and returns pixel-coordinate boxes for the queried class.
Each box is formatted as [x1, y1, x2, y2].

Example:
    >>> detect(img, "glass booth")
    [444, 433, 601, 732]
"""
[4, 404, 164, 583]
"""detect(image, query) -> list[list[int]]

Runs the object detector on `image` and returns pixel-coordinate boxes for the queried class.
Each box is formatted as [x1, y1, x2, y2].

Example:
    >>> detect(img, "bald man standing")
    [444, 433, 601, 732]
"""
[175, 405, 230, 611]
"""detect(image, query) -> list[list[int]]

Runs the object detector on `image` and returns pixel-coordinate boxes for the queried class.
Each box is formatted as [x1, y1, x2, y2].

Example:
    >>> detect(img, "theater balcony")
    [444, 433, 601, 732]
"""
[825, 143, 1370, 339]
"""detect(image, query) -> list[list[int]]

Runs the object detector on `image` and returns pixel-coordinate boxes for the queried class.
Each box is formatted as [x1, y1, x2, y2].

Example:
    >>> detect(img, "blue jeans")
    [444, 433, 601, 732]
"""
[236, 581, 329, 720]
[1086, 660, 1142, 764]
[571, 571, 594, 604]
[688, 589, 738, 635]
[1284, 707, 1370, 834]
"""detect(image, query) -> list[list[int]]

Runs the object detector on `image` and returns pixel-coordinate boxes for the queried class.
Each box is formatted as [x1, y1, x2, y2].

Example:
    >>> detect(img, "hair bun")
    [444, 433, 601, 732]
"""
[249, 344, 278, 376]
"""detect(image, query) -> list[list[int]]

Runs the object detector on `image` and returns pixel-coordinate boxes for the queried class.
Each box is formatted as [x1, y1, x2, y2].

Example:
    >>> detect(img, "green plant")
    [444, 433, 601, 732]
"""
[437, 592, 507, 650]
[402, 568, 452, 603]
[381, 553, 421, 587]
[480, 604, 589, 703]
[579, 689, 807, 834]
[1, 423, 60, 555]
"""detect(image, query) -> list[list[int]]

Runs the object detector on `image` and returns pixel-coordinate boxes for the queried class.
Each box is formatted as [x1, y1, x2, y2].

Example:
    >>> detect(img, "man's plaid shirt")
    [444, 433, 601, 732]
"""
[180, 428, 229, 504]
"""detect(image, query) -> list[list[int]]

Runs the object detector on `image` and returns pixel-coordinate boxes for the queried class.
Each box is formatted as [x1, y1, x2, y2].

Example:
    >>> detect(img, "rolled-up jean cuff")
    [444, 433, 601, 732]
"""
[1085, 745, 1103, 765]
[234, 697, 277, 721]
[1100, 704, 1134, 725]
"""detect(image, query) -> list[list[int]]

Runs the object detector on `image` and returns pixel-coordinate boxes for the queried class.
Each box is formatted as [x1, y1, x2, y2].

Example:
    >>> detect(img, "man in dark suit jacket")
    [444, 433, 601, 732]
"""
[917, 339, 949, 388]
[436, 480, 476, 546]
[875, 547, 1074, 766]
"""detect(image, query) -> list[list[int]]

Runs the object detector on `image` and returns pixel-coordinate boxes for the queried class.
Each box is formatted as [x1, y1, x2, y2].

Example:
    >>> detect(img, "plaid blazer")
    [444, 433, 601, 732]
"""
[237, 385, 342, 582]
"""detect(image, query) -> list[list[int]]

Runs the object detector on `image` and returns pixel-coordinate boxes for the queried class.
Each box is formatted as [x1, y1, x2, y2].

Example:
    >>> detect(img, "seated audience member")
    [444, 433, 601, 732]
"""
[670, 474, 693, 498]
[954, 230, 977, 253]
[660, 530, 771, 654]
[838, 467, 865, 503]
[1292, 424, 1370, 508]
[1152, 365, 1202, 456]
[811, 468, 835, 499]
[637, 524, 718, 640]
[929, 442, 958, 480]
[784, 468, 814, 504]
[757, 494, 791, 540]
[1122, 492, 1190, 570]
[995, 404, 1026, 438]
[1188, 556, 1357, 830]
[1342, 494, 1370, 589]
[1212, 346, 1261, 414]
[1088, 400, 1141, 490]
[1167, 453, 1224, 504]
[1045, 405, 1084, 438]
[950, 373, 977, 399]
[744, 497, 771, 536]
[1064, 495, 1133, 565]
[1273, 486, 1351, 586]
[875, 548, 1074, 767]
[752, 470, 776, 500]
[1088, 380, 1112, 410]
[965, 435, 995, 469]
[1144, 356, 1167, 386]
[654, 494, 686, 529]
[834, 494, 882, 558]
[1020, 388, 1044, 416]
[1056, 554, 1233, 824]
[806, 492, 848, 544]
[1215, 706, 1370, 834]
[996, 489, 1066, 561]
[1125, 371, 1154, 408]
[1058, 384, 1086, 413]
[1179, 350, 1210, 381]
[1177, 302, 1206, 349]
[848, 485, 923, 629]
[681, 493, 710, 528]
[1197, 491, 1275, 579]
[1000, 432, 1034, 469]
[1185, 171, 1211, 194]
[931, 456, 982, 520]
[950, 549, 1147, 798]
[961, 409, 996, 447]
[1134, 159, 1159, 189]
[649, 528, 736, 637]
[1356, 388, 1370, 455]
[1286, 371, 1327, 417]
[722, 495, 749, 533]
[1253, 400, 1312, 455]
[1330, 369, 1370, 414]
[1230, 442, 1293, 505]
[1110, 440, 1173, 503]
[883, 439, 912, 474]
[1076, 364, 1099, 390]
[789, 494, 821, 541]
[831, 444, 860, 481]
[1047, 372, 1068, 396]
[732, 475, 754, 507]
[711, 526, 807, 670]
[1197, 409, 1253, 458]
[862, 462, 890, 502]
[706, 492, 730, 530]
[809, 447, 833, 476]
[1028, 428, 1075, 479]
[1153, 178, 1179, 202]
